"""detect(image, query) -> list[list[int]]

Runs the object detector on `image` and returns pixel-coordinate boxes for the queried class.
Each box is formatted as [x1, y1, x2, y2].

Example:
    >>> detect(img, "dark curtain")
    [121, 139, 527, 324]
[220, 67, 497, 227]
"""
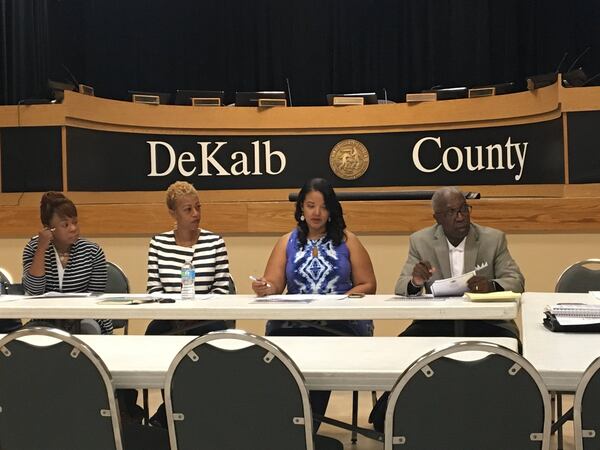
[2, 0, 599, 105]
[0, 0, 49, 104]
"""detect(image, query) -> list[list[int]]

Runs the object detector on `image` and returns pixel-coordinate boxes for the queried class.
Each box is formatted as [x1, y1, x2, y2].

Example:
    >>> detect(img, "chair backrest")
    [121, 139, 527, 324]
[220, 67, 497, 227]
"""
[384, 341, 551, 450]
[574, 356, 600, 450]
[0, 267, 24, 295]
[0, 266, 14, 285]
[164, 330, 314, 450]
[105, 261, 130, 293]
[0, 327, 123, 450]
[555, 259, 600, 293]
[228, 275, 236, 294]
[0, 267, 24, 331]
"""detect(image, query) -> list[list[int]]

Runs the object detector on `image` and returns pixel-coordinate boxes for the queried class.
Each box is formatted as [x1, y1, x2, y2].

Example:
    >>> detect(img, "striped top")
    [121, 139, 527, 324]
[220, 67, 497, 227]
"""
[147, 229, 231, 294]
[22, 236, 113, 334]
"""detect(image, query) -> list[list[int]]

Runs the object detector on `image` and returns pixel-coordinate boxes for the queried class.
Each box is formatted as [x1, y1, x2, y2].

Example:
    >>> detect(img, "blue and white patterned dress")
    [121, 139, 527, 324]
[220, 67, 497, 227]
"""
[266, 228, 373, 336]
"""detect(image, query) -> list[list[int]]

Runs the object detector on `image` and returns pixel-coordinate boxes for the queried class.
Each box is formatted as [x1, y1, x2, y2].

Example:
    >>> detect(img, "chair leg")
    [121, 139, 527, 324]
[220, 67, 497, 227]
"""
[351, 391, 359, 444]
[557, 393, 563, 450]
[143, 389, 150, 425]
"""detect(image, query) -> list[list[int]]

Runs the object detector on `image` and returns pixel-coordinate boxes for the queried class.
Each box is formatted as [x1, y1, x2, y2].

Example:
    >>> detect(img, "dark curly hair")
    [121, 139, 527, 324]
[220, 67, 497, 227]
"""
[294, 178, 346, 247]
[40, 192, 77, 227]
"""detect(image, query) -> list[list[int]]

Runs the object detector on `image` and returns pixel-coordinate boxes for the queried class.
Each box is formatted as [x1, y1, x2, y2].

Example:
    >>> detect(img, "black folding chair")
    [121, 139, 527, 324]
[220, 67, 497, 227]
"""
[574, 355, 600, 450]
[384, 341, 551, 450]
[164, 329, 342, 450]
[0, 327, 124, 450]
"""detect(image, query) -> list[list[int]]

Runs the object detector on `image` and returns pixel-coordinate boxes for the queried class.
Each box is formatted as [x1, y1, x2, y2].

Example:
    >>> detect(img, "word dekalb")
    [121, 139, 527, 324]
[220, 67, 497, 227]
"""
[147, 140, 286, 177]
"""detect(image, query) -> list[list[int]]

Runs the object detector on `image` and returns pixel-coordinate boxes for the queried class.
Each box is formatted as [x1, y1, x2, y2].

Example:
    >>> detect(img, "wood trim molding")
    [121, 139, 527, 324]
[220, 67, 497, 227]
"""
[2, 189, 600, 236]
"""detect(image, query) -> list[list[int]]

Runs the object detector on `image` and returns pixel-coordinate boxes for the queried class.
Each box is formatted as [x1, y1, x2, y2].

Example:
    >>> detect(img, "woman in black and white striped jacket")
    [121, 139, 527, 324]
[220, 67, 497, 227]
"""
[22, 192, 113, 334]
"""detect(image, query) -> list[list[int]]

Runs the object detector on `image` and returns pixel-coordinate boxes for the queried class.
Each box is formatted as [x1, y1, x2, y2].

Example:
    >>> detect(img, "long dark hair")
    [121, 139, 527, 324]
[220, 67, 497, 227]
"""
[295, 178, 346, 247]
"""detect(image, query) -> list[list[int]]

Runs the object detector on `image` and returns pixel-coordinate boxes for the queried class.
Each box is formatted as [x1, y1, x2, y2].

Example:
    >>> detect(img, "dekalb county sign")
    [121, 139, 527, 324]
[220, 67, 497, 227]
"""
[0, 117, 563, 192]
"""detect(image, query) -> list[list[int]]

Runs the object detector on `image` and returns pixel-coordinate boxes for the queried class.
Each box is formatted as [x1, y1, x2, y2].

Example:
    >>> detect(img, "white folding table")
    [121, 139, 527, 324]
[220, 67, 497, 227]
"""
[0, 294, 519, 321]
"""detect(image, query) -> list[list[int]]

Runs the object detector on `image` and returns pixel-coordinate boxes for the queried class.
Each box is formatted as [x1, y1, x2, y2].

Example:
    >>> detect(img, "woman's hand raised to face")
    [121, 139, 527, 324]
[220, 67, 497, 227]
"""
[37, 227, 55, 250]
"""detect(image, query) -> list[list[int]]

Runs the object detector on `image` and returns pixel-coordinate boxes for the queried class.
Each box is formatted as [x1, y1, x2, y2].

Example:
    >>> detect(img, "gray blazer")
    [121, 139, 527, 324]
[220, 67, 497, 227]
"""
[395, 223, 524, 295]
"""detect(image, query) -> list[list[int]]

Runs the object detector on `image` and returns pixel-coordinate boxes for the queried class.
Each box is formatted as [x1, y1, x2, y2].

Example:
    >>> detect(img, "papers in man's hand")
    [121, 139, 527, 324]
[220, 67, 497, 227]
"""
[546, 303, 600, 326]
[464, 291, 521, 302]
[252, 294, 346, 304]
[430, 262, 489, 297]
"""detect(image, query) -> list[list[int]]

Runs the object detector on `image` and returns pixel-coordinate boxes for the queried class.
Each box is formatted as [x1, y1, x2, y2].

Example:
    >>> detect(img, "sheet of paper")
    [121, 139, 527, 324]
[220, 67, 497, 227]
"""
[430, 262, 488, 297]
[387, 294, 448, 301]
[26, 292, 94, 299]
[252, 294, 346, 304]
[0, 295, 24, 303]
[97, 293, 214, 303]
[97, 295, 157, 305]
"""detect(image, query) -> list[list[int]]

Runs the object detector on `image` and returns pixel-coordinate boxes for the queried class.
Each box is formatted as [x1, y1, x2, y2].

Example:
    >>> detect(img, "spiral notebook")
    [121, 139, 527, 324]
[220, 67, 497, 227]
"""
[545, 303, 600, 327]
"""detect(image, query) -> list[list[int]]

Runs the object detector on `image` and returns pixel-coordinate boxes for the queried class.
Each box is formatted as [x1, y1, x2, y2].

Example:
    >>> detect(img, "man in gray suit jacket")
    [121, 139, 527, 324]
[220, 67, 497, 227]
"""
[396, 187, 524, 339]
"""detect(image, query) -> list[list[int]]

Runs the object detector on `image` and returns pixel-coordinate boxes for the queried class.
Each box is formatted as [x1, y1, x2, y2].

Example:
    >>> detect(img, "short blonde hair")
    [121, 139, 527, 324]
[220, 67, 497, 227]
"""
[166, 181, 198, 210]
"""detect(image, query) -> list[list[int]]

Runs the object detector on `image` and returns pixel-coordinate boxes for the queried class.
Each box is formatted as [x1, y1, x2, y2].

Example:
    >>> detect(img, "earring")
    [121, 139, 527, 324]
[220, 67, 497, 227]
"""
[328, 217, 331, 222]
[300, 214, 305, 221]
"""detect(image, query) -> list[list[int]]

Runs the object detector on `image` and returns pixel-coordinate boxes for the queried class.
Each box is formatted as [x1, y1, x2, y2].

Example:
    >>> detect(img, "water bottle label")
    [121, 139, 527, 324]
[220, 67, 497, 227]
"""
[182, 268, 195, 278]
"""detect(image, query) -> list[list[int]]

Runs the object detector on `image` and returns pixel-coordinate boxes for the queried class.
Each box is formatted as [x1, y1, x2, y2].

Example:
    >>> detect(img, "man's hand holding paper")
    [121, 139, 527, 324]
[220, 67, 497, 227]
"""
[430, 262, 489, 297]
[467, 275, 495, 293]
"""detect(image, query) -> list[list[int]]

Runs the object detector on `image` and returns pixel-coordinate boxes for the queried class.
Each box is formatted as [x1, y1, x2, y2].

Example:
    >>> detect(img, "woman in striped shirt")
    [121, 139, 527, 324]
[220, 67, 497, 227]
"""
[22, 192, 112, 334]
[144, 181, 232, 428]
[145, 181, 231, 335]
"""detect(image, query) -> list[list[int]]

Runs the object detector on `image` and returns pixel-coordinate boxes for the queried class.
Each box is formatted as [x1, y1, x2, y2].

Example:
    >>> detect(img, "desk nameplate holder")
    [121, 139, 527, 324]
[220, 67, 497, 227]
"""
[332, 96, 364, 106]
[258, 98, 287, 107]
[78, 84, 95, 96]
[406, 92, 437, 103]
[132, 94, 161, 105]
[468, 86, 496, 98]
[191, 97, 222, 106]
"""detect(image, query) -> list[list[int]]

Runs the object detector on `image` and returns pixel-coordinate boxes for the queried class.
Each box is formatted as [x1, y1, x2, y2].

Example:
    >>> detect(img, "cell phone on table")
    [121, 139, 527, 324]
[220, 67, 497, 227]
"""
[158, 298, 176, 303]
[348, 293, 365, 298]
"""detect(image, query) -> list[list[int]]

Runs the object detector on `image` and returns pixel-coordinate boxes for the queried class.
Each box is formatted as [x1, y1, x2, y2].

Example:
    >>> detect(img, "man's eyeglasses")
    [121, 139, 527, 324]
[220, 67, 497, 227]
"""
[441, 204, 472, 218]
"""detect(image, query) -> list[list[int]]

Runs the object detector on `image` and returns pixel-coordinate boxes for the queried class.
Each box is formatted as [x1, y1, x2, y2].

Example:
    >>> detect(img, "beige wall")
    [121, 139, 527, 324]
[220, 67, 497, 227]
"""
[2, 232, 600, 335]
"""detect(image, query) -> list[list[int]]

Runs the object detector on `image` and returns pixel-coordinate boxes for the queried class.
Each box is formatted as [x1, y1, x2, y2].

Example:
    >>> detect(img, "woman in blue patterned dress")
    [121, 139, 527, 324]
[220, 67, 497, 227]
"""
[251, 177, 376, 426]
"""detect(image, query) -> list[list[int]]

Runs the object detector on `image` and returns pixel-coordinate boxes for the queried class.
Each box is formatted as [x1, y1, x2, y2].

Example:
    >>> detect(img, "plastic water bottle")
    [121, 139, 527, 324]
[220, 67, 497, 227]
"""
[181, 260, 195, 301]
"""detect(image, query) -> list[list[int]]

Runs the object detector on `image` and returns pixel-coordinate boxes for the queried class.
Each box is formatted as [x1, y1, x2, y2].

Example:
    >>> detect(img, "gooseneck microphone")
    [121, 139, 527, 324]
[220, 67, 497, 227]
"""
[285, 77, 293, 107]
[566, 47, 591, 74]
